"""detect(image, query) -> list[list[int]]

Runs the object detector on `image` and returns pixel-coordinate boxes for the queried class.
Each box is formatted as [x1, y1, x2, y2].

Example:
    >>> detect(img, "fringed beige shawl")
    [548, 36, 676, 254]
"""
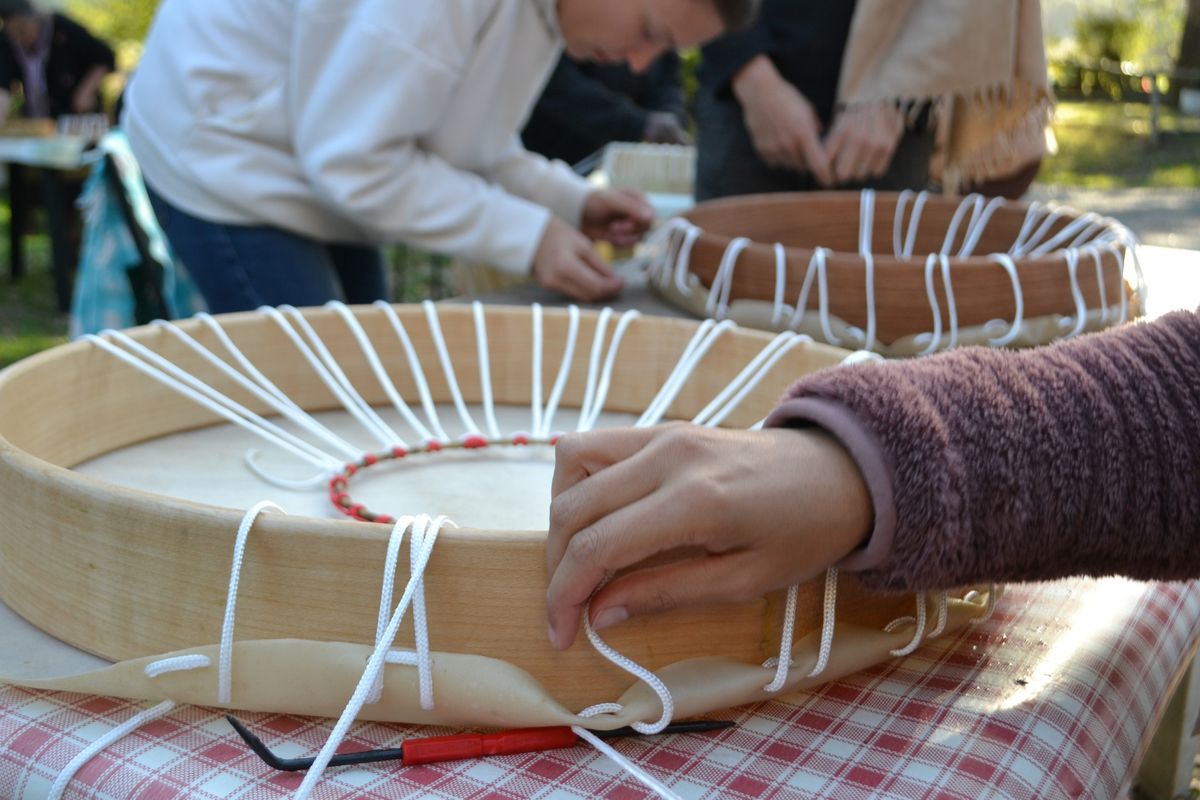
[838, 0, 1052, 189]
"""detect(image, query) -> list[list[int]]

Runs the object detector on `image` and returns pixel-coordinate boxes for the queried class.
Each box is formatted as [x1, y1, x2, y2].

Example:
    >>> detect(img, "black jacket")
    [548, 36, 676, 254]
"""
[0, 13, 115, 119]
[522, 52, 686, 167]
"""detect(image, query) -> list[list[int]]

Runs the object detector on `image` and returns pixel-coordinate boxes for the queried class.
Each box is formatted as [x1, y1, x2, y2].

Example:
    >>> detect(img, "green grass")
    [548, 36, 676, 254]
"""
[1041, 100, 1200, 188]
[0, 232, 68, 370]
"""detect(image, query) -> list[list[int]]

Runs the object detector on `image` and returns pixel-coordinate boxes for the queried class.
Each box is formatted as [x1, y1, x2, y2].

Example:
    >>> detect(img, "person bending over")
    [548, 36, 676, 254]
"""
[124, 0, 757, 313]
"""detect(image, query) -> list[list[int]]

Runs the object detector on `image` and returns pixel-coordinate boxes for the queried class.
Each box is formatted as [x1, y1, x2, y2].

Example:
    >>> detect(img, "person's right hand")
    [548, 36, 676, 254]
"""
[731, 55, 834, 186]
[532, 216, 624, 302]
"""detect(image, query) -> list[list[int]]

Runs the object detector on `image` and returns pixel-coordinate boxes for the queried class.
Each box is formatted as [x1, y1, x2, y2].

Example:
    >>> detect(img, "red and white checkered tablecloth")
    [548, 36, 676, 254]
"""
[2, 577, 1198, 800]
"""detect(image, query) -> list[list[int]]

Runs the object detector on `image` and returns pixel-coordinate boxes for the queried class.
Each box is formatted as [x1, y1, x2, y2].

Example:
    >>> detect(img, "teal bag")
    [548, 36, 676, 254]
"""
[70, 130, 205, 337]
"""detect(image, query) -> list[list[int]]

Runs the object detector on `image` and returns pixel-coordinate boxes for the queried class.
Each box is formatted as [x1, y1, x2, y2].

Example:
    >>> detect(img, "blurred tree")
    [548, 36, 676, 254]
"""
[64, 0, 158, 50]
[1174, 0, 1200, 103]
[1074, 13, 1139, 98]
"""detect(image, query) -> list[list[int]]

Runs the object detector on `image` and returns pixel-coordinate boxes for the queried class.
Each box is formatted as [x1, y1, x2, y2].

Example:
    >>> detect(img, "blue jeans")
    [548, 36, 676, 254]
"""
[146, 186, 388, 314]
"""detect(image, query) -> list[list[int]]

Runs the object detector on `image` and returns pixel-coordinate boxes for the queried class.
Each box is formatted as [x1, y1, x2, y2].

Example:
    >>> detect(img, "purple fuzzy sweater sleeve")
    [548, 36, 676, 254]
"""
[765, 311, 1200, 592]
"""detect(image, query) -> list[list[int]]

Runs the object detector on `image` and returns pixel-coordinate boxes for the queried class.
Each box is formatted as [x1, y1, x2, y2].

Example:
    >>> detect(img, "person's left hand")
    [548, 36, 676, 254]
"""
[580, 188, 654, 249]
[545, 424, 873, 651]
[823, 101, 906, 186]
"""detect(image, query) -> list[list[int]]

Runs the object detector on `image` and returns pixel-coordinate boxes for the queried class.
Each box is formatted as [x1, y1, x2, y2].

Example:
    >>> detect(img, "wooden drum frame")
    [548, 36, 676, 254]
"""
[649, 191, 1141, 356]
[0, 303, 991, 730]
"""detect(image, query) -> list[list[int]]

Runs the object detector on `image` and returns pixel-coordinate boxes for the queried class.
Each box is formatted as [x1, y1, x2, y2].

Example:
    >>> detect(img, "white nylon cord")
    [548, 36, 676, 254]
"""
[539, 304, 581, 438]
[958, 196, 1007, 257]
[261, 306, 399, 450]
[940, 254, 960, 351]
[374, 301, 450, 444]
[915, 255, 945, 357]
[886, 593, 928, 657]
[763, 585, 800, 692]
[279, 305, 405, 448]
[577, 310, 641, 432]
[986, 254, 1026, 347]
[638, 320, 737, 427]
[47, 700, 177, 800]
[928, 592, 950, 638]
[370, 515, 416, 704]
[806, 568, 840, 678]
[893, 189, 913, 257]
[530, 303, 545, 439]
[1029, 212, 1103, 257]
[195, 312, 307, 415]
[902, 190, 930, 258]
[770, 243, 789, 327]
[152, 319, 362, 461]
[1009, 201, 1048, 256]
[940, 194, 983, 255]
[294, 515, 449, 800]
[692, 331, 800, 427]
[697, 333, 816, 429]
[1013, 206, 1067, 257]
[672, 222, 702, 295]
[408, 517, 437, 710]
[785, 249, 823, 330]
[707, 236, 752, 319]
[859, 251, 878, 351]
[578, 610, 674, 735]
[786, 247, 840, 346]
[143, 654, 212, 679]
[763, 567, 839, 692]
[471, 302, 503, 440]
[86, 332, 340, 472]
[571, 724, 684, 800]
[1089, 246, 1110, 325]
[219, 501, 284, 705]
[327, 301, 434, 445]
[577, 308, 614, 431]
[855, 191, 879, 351]
[422, 301, 483, 438]
[1061, 248, 1090, 339]
[858, 189, 875, 257]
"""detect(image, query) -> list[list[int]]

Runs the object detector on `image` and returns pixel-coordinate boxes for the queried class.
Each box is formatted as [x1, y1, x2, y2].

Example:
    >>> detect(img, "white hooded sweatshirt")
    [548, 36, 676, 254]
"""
[124, 0, 591, 273]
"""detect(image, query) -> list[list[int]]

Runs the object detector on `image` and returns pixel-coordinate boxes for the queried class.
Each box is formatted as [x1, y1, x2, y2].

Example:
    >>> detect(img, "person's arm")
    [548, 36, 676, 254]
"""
[730, 54, 832, 184]
[70, 64, 108, 114]
[289, 6, 549, 273]
[545, 311, 1200, 648]
[699, 15, 772, 98]
[289, 0, 631, 303]
[767, 310, 1200, 592]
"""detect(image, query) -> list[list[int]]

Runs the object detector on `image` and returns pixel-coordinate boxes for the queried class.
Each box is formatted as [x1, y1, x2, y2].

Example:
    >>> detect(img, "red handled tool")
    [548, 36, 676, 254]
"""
[226, 714, 734, 772]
